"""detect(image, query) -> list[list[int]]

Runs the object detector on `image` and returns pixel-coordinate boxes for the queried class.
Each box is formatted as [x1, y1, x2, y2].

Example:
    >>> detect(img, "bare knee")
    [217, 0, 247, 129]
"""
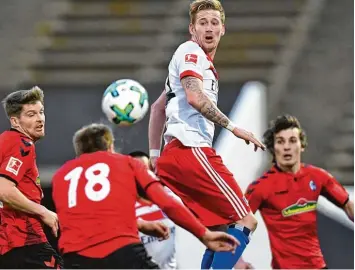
[235, 212, 257, 232]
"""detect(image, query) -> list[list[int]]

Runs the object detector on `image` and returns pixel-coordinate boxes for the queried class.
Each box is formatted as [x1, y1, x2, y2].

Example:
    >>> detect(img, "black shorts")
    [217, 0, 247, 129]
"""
[63, 243, 159, 269]
[0, 242, 63, 269]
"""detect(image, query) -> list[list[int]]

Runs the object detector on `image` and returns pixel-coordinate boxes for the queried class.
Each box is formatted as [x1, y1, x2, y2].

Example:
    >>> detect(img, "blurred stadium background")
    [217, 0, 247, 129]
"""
[0, 0, 353, 268]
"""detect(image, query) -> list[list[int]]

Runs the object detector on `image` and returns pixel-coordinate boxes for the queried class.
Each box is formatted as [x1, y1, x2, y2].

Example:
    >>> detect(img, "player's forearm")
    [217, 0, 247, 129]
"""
[0, 185, 46, 216]
[181, 76, 230, 129]
[148, 100, 166, 151]
[343, 200, 354, 221]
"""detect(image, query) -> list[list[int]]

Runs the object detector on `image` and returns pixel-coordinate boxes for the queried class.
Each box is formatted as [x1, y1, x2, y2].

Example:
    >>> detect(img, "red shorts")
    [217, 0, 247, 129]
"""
[156, 139, 250, 227]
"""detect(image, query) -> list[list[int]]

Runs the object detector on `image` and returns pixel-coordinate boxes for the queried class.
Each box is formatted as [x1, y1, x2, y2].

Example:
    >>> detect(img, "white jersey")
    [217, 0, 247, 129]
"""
[136, 196, 177, 269]
[164, 40, 219, 147]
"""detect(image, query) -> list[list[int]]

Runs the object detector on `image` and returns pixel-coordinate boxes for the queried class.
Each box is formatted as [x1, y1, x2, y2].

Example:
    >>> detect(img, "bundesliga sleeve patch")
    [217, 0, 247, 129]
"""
[6, 157, 23, 176]
[185, 54, 198, 64]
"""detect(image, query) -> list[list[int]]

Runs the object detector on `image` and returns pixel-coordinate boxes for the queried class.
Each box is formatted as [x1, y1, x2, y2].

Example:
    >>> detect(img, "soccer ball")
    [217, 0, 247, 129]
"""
[102, 79, 149, 126]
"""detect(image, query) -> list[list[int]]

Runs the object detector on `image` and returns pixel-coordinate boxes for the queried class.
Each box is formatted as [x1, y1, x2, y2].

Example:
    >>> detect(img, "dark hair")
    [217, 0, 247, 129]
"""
[73, 123, 114, 156]
[2, 86, 44, 118]
[263, 114, 307, 161]
[128, 151, 149, 159]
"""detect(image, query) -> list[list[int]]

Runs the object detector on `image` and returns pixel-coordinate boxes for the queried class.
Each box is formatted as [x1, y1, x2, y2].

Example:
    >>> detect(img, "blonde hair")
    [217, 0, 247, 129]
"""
[189, 0, 225, 24]
[2, 86, 44, 118]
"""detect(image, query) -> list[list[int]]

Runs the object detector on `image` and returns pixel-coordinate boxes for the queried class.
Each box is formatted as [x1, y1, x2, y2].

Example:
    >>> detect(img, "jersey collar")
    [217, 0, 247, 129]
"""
[273, 163, 307, 178]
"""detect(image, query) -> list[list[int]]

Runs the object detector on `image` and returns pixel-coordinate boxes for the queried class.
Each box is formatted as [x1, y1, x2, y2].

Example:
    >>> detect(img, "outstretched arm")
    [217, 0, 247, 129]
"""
[181, 76, 265, 151]
[182, 76, 230, 128]
[148, 90, 166, 168]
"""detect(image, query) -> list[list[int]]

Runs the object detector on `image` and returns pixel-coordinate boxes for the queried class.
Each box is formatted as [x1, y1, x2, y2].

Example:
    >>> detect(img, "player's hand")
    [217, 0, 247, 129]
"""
[150, 156, 158, 171]
[138, 220, 170, 240]
[200, 230, 239, 252]
[232, 127, 265, 152]
[40, 208, 59, 237]
[234, 258, 254, 269]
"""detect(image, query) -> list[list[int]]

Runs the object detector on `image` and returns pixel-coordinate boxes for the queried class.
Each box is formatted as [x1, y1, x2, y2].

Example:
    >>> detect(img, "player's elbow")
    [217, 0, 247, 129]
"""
[157, 201, 176, 217]
[0, 182, 16, 203]
[186, 93, 199, 109]
[150, 99, 165, 115]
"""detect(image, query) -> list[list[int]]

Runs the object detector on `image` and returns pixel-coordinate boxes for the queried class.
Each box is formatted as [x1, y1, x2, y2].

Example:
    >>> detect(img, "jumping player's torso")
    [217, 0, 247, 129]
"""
[164, 41, 219, 147]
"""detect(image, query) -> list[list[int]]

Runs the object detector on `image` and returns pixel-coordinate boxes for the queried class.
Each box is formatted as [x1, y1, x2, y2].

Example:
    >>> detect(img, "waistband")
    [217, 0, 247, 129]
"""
[228, 224, 252, 241]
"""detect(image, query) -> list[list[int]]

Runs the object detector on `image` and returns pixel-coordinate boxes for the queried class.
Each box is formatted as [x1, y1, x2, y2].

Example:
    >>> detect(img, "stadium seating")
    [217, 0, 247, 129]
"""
[275, 0, 353, 184]
[17, 0, 306, 86]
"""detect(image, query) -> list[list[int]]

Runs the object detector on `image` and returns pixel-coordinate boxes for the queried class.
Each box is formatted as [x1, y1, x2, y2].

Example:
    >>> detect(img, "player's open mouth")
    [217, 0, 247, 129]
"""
[283, 154, 292, 160]
[36, 125, 44, 131]
[205, 36, 213, 43]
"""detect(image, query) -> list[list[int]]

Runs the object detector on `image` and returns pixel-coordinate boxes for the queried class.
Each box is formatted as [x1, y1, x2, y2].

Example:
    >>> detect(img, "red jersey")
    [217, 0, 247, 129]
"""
[0, 129, 47, 255]
[245, 164, 349, 269]
[52, 151, 206, 258]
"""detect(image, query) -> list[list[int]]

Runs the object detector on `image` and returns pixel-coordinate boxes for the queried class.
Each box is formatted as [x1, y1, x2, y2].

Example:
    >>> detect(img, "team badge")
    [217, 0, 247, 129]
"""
[309, 180, 316, 191]
[6, 157, 23, 176]
[185, 54, 198, 64]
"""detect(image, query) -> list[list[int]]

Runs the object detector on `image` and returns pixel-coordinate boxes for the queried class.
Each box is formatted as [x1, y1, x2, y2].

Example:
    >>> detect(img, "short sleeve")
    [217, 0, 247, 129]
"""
[245, 179, 266, 213]
[0, 140, 32, 185]
[176, 44, 206, 81]
[318, 168, 349, 208]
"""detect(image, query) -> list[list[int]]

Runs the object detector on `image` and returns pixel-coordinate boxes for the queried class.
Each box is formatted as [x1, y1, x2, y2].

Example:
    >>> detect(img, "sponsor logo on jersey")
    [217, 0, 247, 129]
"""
[282, 198, 317, 217]
[5, 157, 23, 176]
[185, 54, 198, 64]
[309, 180, 316, 191]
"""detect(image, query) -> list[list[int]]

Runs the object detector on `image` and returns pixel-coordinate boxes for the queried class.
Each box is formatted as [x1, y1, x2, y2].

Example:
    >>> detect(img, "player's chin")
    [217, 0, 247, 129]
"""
[281, 160, 297, 167]
[33, 130, 45, 139]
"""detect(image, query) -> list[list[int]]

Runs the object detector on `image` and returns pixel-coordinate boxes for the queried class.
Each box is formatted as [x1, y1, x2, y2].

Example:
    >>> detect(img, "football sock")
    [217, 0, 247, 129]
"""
[210, 225, 251, 269]
[201, 248, 215, 269]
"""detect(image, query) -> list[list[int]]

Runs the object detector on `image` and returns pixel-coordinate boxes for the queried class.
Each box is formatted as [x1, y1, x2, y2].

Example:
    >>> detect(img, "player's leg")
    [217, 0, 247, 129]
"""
[0, 242, 63, 269]
[196, 147, 256, 269]
[157, 144, 256, 269]
[25, 242, 64, 269]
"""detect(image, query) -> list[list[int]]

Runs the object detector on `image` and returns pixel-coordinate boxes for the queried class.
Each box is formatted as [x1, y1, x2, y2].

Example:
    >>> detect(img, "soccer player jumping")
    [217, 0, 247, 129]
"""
[148, 0, 265, 268]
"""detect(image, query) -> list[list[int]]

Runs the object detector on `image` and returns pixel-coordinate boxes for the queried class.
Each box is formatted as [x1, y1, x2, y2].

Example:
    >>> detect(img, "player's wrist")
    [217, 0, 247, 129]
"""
[36, 204, 48, 218]
[226, 121, 236, 132]
[149, 149, 160, 157]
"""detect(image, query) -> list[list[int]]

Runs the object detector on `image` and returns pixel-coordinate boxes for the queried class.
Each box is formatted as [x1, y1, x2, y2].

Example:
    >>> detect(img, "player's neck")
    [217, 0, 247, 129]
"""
[11, 126, 35, 142]
[276, 162, 301, 174]
[190, 37, 216, 60]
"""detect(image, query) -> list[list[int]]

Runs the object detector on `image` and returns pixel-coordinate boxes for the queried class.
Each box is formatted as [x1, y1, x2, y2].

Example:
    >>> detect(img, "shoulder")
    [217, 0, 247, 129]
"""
[0, 131, 34, 158]
[246, 168, 278, 194]
[0, 131, 32, 148]
[175, 41, 205, 58]
[304, 164, 332, 178]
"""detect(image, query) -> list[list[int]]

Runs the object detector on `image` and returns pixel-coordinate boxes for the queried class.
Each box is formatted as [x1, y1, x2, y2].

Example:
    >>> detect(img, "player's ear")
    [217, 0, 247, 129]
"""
[221, 24, 225, 36]
[10, 116, 19, 128]
[189, 23, 195, 36]
[108, 143, 115, 153]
